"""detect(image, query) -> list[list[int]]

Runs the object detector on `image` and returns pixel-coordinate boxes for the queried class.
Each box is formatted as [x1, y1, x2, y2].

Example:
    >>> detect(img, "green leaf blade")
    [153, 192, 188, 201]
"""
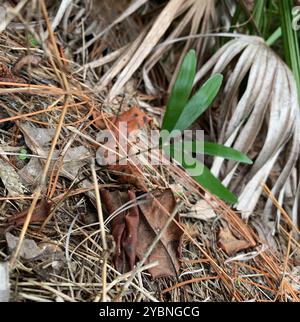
[164, 143, 238, 204]
[161, 49, 196, 132]
[193, 163, 238, 204]
[181, 140, 253, 164]
[203, 141, 253, 164]
[173, 74, 223, 132]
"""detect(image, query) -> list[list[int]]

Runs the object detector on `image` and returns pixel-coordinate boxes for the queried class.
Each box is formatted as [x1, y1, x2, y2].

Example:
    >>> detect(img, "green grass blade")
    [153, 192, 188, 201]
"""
[203, 141, 252, 164]
[279, 0, 300, 99]
[161, 49, 196, 132]
[266, 27, 282, 46]
[164, 143, 238, 204]
[253, 0, 266, 34]
[173, 74, 223, 132]
[180, 140, 252, 164]
[193, 162, 238, 204]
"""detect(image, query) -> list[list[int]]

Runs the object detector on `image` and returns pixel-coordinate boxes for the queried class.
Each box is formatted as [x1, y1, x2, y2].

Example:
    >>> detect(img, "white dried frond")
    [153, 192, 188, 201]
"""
[105, 0, 222, 99]
[195, 36, 300, 222]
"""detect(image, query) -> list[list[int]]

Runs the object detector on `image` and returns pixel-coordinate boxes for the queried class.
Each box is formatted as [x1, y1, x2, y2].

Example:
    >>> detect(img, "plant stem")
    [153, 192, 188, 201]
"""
[278, 0, 300, 101]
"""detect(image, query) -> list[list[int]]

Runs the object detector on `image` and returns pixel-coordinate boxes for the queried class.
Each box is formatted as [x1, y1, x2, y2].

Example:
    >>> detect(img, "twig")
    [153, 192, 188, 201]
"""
[90, 159, 108, 302]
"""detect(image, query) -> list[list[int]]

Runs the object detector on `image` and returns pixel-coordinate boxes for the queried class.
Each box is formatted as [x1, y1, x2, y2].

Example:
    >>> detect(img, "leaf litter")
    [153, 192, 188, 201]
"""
[96, 106, 183, 278]
[0, 1, 299, 302]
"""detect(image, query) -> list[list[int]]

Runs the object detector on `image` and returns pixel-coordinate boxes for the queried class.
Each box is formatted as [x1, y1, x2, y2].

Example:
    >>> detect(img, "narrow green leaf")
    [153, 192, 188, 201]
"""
[279, 0, 300, 99]
[266, 27, 282, 46]
[253, 0, 266, 34]
[173, 74, 223, 132]
[164, 143, 238, 204]
[188, 141, 253, 164]
[193, 163, 238, 204]
[161, 49, 196, 132]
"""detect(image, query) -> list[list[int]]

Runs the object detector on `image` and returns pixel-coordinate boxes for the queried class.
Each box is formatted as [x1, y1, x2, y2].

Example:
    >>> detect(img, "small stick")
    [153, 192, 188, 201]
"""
[90, 159, 108, 302]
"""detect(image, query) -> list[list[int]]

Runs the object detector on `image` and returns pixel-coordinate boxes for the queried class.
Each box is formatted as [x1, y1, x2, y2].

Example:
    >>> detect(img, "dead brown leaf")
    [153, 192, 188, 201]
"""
[101, 189, 139, 273]
[96, 106, 152, 191]
[5, 233, 65, 277]
[97, 108, 181, 277]
[7, 198, 51, 227]
[102, 189, 182, 278]
[137, 189, 182, 278]
[13, 54, 41, 75]
[6, 232, 43, 260]
[218, 225, 252, 256]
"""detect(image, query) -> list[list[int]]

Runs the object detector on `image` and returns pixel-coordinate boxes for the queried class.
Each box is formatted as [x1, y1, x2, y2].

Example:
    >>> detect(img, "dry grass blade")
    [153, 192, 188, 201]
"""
[0, 0, 28, 32]
[9, 0, 71, 267]
[75, 0, 149, 54]
[51, 0, 73, 32]
[108, 0, 222, 98]
[108, 0, 185, 99]
[1, 0, 300, 303]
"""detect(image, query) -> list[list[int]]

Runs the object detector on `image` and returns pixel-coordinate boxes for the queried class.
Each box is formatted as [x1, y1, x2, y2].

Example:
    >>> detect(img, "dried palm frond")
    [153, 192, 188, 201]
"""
[108, 0, 222, 99]
[195, 35, 300, 226]
[72, 0, 227, 98]
[45, 0, 233, 99]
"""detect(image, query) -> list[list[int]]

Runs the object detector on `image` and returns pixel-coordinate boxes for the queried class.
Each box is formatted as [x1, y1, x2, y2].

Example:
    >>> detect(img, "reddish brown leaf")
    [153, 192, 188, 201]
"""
[8, 199, 51, 227]
[101, 189, 139, 272]
[137, 189, 183, 278]
[111, 106, 152, 134]
[122, 190, 139, 269]
[218, 225, 251, 256]
[92, 111, 110, 129]
[98, 108, 182, 277]
[96, 106, 152, 190]
[101, 189, 183, 278]
[93, 106, 151, 133]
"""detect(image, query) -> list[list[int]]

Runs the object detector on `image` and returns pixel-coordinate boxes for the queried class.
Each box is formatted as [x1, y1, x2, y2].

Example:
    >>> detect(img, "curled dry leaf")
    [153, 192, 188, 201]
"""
[7, 198, 51, 227]
[96, 106, 152, 191]
[137, 189, 182, 278]
[101, 189, 139, 272]
[102, 189, 182, 278]
[18, 123, 90, 185]
[218, 225, 252, 256]
[181, 199, 217, 221]
[5, 233, 64, 276]
[96, 106, 182, 277]
[6, 232, 43, 260]
[12, 54, 42, 75]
